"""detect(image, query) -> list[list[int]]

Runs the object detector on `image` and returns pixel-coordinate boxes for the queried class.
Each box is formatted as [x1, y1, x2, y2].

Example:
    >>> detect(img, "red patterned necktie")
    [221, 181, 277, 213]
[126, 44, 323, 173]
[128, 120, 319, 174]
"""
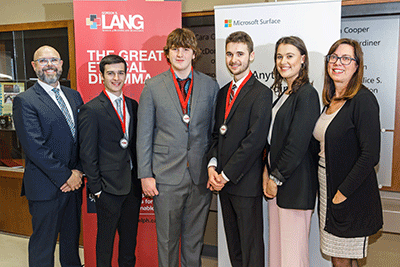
[178, 78, 190, 99]
[230, 84, 237, 103]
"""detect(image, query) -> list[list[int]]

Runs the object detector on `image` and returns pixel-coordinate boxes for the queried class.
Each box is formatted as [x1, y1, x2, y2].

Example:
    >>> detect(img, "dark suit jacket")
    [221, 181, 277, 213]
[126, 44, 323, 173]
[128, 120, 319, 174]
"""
[323, 86, 382, 238]
[78, 91, 141, 198]
[268, 83, 320, 210]
[13, 82, 83, 201]
[208, 74, 272, 197]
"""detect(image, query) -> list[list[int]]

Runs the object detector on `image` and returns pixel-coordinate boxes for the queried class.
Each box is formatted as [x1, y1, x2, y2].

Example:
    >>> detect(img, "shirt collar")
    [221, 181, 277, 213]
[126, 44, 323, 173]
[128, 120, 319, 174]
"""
[232, 74, 247, 89]
[104, 90, 123, 103]
[38, 79, 60, 94]
[175, 71, 192, 81]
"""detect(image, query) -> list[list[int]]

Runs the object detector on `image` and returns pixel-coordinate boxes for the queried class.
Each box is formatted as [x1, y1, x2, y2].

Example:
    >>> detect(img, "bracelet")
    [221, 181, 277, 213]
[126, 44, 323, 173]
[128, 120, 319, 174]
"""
[269, 175, 283, 186]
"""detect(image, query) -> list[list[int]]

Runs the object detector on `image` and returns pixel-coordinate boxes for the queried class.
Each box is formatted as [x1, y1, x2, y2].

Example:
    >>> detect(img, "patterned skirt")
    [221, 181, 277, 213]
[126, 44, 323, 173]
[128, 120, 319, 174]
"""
[318, 158, 368, 259]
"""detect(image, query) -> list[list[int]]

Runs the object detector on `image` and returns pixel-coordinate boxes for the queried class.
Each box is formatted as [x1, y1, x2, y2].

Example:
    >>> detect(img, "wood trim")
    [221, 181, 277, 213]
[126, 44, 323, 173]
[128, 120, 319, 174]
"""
[0, 175, 32, 236]
[342, 0, 400, 5]
[0, 169, 23, 180]
[67, 20, 77, 90]
[0, 20, 70, 33]
[182, 11, 214, 17]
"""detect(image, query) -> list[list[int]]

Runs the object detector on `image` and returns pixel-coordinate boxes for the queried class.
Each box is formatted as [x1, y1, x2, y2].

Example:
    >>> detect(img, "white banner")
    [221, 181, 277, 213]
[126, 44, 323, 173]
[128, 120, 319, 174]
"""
[215, 0, 341, 266]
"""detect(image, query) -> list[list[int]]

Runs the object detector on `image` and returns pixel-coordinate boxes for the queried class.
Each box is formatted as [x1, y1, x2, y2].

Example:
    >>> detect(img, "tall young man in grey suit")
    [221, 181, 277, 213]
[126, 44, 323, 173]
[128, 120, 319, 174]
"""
[207, 31, 272, 267]
[79, 55, 142, 266]
[137, 28, 219, 267]
[13, 45, 83, 267]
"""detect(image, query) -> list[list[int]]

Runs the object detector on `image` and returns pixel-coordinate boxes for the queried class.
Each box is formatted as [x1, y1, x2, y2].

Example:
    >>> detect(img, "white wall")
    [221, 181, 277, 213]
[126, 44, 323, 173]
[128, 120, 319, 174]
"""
[0, 0, 293, 25]
[183, 0, 268, 13]
[0, 0, 73, 25]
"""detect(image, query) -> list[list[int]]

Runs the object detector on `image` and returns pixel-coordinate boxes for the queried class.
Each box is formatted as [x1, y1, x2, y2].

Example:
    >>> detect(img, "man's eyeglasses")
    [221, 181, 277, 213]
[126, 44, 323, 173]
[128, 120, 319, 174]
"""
[326, 54, 356, 66]
[34, 58, 61, 66]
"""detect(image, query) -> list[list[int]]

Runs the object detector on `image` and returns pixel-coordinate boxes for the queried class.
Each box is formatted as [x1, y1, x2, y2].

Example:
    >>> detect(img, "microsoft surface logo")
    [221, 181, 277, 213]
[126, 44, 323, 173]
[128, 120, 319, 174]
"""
[86, 14, 100, 29]
[224, 19, 232, 27]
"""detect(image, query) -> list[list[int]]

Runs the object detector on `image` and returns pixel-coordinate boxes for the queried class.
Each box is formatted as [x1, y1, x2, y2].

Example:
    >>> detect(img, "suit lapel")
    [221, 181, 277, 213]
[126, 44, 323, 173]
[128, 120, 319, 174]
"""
[98, 91, 124, 136]
[34, 83, 74, 140]
[163, 70, 184, 117]
[218, 85, 229, 124]
[125, 97, 135, 140]
[225, 75, 255, 123]
[189, 70, 201, 118]
[34, 83, 63, 118]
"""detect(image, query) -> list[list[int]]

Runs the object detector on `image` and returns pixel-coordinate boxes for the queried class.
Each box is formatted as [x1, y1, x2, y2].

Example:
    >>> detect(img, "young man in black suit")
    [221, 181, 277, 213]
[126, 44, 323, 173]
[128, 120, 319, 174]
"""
[207, 31, 272, 267]
[78, 55, 142, 266]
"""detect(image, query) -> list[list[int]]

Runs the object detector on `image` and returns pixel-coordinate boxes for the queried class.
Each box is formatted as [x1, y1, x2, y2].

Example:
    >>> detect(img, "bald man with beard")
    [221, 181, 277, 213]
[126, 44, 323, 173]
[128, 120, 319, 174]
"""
[13, 45, 83, 267]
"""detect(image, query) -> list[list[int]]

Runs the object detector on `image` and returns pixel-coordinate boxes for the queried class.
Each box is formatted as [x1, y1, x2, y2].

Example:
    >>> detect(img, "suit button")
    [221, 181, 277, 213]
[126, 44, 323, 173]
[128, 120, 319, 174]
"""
[187, 147, 190, 150]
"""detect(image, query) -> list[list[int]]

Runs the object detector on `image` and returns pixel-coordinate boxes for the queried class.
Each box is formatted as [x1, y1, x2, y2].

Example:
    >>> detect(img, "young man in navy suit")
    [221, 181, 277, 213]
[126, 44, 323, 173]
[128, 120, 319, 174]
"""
[137, 28, 219, 267]
[13, 45, 83, 267]
[207, 31, 272, 267]
[78, 55, 141, 267]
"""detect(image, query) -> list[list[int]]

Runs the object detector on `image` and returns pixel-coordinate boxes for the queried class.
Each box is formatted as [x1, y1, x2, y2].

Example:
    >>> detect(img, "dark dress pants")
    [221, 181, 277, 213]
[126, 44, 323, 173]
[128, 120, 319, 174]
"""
[95, 186, 141, 267]
[28, 191, 82, 267]
[219, 190, 264, 267]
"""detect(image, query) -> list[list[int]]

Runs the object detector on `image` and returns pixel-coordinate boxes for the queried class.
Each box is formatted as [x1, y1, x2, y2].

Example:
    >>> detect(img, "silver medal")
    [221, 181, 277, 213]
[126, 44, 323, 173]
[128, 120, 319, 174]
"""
[120, 138, 129, 149]
[182, 114, 190, 124]
[219, 124, 228, 135]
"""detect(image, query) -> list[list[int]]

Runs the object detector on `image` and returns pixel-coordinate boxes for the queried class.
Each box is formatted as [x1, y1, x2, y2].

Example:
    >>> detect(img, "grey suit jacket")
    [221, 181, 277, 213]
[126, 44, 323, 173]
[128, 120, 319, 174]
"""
[137, 69, 219, 185]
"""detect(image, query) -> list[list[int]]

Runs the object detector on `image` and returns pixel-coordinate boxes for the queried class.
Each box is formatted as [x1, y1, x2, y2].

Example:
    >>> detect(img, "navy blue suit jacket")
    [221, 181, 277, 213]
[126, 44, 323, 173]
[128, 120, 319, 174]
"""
[13, 82, 83, 201]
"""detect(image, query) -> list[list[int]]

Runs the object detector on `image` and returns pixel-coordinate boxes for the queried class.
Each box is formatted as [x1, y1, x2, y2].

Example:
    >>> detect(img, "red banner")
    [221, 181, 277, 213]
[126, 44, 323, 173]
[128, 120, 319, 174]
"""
[74, 0, 181, 103]
[73, 1, 181, 266]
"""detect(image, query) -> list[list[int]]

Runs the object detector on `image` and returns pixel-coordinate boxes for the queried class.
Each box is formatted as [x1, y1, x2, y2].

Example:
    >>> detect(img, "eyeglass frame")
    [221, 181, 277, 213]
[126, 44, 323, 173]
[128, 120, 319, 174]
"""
[326, 54, 357, 66]
[33, 57, 62, 66]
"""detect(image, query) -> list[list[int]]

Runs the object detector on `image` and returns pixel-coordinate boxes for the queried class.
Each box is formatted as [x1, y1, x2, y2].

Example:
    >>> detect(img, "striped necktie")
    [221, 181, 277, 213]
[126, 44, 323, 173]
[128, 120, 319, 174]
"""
[115, 97, 123, 122]
[230, 84, 237, 103]
[52, 88, 75, 139]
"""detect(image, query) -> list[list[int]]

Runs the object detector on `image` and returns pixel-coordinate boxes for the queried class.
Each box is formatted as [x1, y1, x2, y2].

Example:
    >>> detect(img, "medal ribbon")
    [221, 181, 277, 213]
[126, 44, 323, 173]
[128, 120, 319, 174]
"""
[224, 71, 252, 120]
[104, 90, 127, 135]
[171, 66, 194, 114]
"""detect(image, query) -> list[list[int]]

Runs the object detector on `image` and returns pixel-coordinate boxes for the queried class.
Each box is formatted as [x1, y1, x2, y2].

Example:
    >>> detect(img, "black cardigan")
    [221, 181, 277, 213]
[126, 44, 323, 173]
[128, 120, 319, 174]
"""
[268, 83, 320, 209]
[323, 86, 383, 238]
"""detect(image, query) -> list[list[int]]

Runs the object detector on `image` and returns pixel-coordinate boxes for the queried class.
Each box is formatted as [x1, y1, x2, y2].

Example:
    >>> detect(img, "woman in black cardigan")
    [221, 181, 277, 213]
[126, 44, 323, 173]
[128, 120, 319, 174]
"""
[263, 36, 320, 266]
[313, 38, 383, 267]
